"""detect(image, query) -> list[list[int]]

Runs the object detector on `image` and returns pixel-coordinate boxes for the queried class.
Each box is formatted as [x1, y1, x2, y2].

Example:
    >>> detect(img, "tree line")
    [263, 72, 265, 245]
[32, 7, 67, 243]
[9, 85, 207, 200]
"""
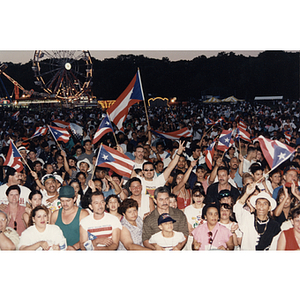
[1, 51, 299, 102]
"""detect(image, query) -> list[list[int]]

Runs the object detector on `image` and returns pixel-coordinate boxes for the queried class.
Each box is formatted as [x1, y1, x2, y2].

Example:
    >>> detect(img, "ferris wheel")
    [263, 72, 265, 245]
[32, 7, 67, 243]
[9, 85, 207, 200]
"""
[32, 50, 93, 100]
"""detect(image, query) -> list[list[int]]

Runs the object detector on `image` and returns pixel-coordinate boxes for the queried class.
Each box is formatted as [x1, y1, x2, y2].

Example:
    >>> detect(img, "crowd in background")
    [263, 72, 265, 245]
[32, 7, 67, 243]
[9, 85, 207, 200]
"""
[1, 99, 300, 251]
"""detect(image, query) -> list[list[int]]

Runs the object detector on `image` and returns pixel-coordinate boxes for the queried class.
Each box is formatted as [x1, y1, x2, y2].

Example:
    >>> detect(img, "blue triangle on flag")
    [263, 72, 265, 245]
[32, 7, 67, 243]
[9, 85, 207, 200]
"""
[272, 145, 293, 168]
[130, 73, 143, 101]
[88, 231, 97, 240]
[96, 146, 116, 165]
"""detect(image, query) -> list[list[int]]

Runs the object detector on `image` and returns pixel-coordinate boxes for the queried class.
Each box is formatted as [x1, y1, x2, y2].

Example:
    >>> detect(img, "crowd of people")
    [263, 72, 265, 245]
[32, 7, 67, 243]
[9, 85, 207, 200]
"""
[1, 99, 300, 251]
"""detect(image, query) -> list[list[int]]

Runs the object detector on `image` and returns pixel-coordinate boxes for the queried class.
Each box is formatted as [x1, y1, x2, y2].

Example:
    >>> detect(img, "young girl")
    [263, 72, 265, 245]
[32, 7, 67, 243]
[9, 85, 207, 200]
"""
[183, 186, 206, 250]
[219, 203, 242, 250]
[106, 195, 123, 221]
[22, 190, 44, 227]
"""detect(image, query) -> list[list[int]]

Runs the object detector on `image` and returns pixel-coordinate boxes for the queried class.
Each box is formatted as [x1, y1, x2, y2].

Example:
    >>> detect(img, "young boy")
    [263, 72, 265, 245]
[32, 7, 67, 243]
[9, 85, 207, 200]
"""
[169, 193, 178, 209]
[148, 213, 186, 251]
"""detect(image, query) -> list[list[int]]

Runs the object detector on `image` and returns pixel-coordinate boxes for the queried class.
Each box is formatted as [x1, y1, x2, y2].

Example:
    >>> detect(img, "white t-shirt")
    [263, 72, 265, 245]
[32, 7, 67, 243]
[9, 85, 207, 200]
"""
[138, 174, 166, 197]
[0, 184, 32, 207]
[184, 205, 204, 229]
[18, 224, 67, 250]
[149, 230, 186, 251]
[138, 194, 151, 220]
[80, 212, 122, 247]
[40, 189, 61, 213]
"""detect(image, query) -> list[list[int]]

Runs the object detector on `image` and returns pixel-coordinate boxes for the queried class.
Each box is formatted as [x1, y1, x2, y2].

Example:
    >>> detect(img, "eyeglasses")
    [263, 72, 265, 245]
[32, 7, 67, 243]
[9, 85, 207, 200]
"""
[144, 169, 154, 172]
[208, 231, 213, 244]
[14, 221, 17, 231]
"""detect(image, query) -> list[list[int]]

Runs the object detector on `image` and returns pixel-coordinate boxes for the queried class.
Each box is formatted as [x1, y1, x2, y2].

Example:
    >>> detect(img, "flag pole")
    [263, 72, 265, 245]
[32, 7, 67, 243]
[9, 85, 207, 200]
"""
[106, 114, 119, 146]
[9, 138, 32, 172]
[138, 68, 150, 129]
[47, 125, 63, 151]
[92, 143, 103, 179]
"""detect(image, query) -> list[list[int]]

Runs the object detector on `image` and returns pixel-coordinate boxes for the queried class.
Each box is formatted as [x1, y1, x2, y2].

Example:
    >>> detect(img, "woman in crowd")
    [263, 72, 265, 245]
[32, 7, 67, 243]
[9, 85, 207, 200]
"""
[273, 184, 298, 226]
[76, 172, 88, 194]
[118, 198, 149, 250]
[22, 190, 43, 227]
[69, 179, 83, 207]
[277, 206, 300, 250]
[18, 205, 67, 250]
[192, 203, 234, 250]
[171, 160, 197, 210]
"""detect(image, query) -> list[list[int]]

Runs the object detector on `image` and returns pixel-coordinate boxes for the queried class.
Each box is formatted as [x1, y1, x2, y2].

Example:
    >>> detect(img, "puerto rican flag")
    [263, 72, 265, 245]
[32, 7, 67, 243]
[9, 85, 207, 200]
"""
[284, 132, 292, 144]
[31, 126, 48, 138]
[107, 70, 144, 132]
[151, 127, 192, 140]
[48, 125, 71, 143]
[236, 127, 251, 143]
[92, 115, 114, 144]
[3, 142, 24, 172]
[95, 144, 135, 178]
[257, 135, 295, 170]
[206, 118, 215, 126]
[238, 120, 247, 130]
[215, 117, 227, 126]
[11, 111, 20, 121]
[204, 140, 216, 170]
[52, 119, 70, 129]
[217, 130, 234, 151]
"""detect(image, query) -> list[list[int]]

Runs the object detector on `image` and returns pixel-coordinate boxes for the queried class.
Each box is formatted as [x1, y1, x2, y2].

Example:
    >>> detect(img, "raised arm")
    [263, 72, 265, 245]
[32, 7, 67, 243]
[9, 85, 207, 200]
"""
[163, 140, 185, 181]
[172, 160, 197, 194]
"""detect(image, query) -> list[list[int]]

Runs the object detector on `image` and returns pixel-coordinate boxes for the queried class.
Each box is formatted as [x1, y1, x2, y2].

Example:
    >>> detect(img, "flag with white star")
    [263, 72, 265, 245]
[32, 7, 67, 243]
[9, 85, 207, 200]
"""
[48, 125, 71, 143]
[95, 144, 134, 178]
[92, 115, 114, 144]
[217, 130, 234, 151]
[257, 135, 295, 170]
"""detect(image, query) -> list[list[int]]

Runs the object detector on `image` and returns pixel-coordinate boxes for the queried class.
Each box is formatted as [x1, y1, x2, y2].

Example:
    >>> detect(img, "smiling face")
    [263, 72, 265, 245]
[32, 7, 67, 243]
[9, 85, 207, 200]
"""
[7, 189, 20, 205]
[44, 178, 57, 194]
[205, 207, 219, 227]
[33, 209, 48, 231]
[255, 199, 271, 220]
[143, 164, 155, 180]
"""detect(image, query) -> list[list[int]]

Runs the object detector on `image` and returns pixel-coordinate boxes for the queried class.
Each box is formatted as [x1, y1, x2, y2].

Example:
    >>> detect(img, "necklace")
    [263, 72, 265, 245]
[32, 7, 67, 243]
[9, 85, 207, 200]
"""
[254, 217, 269, 236]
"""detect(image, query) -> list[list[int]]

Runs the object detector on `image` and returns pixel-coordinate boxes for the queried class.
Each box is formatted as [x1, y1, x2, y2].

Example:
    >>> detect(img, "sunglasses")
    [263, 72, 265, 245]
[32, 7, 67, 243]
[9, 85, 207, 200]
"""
[208, 231, 213, 244]
[193, 194, 202, 197]
[219, 192, 230, 197]
[14, 221, 17, 231]
[144, 169, 154, 172]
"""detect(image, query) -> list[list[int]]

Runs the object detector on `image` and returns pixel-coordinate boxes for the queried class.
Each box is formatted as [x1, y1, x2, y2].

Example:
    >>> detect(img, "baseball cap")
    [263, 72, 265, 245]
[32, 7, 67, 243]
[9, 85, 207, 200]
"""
[58, 186, 75, 199]
[158, 213, 176, 225]
[41, 174, 56, 185]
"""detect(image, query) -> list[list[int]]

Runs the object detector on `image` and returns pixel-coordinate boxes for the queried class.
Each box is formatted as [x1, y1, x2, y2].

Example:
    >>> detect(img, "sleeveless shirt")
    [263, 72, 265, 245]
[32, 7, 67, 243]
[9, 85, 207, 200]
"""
[55, 207, 82, 246]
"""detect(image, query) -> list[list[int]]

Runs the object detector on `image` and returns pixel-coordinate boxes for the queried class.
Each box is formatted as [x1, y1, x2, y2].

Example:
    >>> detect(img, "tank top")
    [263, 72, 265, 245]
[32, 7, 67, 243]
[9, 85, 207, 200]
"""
[283, 227, 300, 250]
[177, 189, 191, 209]
[55, 207, 81, 246]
